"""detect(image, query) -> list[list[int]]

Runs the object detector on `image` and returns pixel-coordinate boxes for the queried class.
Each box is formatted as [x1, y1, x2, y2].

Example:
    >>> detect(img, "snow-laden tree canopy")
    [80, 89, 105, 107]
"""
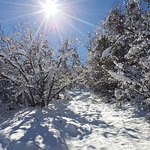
[0, 21, 81, 107]
[85, 0, 150, 108]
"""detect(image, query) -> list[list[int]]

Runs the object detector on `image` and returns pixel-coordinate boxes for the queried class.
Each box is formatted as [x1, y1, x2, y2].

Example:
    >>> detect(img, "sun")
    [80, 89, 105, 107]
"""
[42, 0, 59, 17]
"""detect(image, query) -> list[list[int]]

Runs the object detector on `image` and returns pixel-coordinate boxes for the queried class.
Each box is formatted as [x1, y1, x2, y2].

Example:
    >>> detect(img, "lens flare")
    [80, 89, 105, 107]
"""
[42, 0, 59, 17]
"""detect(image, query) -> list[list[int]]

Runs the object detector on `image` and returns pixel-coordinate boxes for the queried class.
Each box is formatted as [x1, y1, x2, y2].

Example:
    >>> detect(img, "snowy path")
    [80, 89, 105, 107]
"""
[0, 89, 150, 150]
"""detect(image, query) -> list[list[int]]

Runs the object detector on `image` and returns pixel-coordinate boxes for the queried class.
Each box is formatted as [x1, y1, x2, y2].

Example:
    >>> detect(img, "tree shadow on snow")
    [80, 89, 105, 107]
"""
[132, 108, 150, 122]
[1, 108, 69, 150]
[49, 98, 114, 141]
[15, 120, 68, 150]
[0, 90, 114, 150]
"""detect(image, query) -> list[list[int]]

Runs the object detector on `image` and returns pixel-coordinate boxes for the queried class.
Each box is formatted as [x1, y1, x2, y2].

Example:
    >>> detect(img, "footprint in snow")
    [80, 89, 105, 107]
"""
[64, 124, 78, 137]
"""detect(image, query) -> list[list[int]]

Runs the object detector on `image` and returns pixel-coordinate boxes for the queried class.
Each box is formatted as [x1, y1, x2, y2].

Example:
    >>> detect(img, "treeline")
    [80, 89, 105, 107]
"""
[0, 0, 150, 110]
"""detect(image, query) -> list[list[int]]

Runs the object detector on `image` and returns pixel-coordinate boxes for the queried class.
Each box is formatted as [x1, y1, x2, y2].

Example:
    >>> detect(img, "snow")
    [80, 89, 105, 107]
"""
[102, 46, 112, 58]
[108, 70, 133, 83]
[0, 89, 150, 150]
[125, 45, 140, 58]
[114, 61, 124, 69]
[114, 89, 124, 99]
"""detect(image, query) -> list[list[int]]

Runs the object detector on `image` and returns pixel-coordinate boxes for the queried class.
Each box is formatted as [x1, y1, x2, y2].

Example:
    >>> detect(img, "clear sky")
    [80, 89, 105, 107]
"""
[0, 0, 123, 55]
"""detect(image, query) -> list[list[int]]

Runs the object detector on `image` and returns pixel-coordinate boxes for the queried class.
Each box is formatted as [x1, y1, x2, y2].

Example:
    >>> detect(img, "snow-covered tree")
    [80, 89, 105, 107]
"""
[84, 31, 118, 99]
[105, 0, 150, 108]
[0, 21, 81, 108]
[86, 0, 150, 108]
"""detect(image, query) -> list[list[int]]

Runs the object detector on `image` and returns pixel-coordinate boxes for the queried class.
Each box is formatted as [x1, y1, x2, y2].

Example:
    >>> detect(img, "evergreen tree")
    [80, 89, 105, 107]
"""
[86, 0, 150, 108]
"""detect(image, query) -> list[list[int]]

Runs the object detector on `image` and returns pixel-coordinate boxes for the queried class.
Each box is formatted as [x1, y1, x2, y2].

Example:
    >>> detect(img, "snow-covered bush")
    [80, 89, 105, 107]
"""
[106, 0, 150, 108]
[0, 21, 80, 107]
[85, 0, 150, 109]
[84, 32, 118, 99]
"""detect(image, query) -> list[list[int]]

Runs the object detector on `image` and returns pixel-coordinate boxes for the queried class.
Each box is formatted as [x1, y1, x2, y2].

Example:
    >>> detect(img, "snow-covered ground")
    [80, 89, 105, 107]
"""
[0, 89, 150, 150]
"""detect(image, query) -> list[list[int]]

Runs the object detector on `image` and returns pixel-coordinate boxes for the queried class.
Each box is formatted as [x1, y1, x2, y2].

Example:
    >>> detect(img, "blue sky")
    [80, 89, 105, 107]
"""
[0, 0, 123, 55]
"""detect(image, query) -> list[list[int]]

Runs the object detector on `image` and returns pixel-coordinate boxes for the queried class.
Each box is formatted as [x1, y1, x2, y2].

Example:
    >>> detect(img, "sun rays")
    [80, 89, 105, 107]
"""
[0, 0, 96, 44]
